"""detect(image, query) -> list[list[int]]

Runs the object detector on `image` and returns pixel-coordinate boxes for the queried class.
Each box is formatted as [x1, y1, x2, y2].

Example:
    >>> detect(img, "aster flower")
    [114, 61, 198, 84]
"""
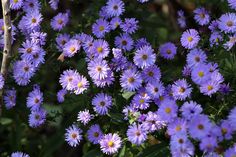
[141, 111, 166, 132]
[180, 101, 203, 120]
[110, 17, 122, 30]
[63, 39, 81, 57]
[157, 99, 178, 122]
[26, 85, 43, 111]
[115, 33, 134, 51]
[180, 29, 200, 49]
[92, 93, 112, 115]
[171, 142, 195, 157]
[209, 20, 219, 32]
[224, 146, 236, 157]
[65, 125, 82, 147]
[56, 33, 70, 51]
[170, 132, 189, 149]
[228, 107, 236, 130]
[71, 74, 89, 95]
[142, 65, 161, 83]
[210, 32, 222, 47]
[93, 70, 115, 88]
[91, 39, 110, 59]
[218, 13, 236, 33]
[219, 83, 231, 95]
[29, 108, 46, 128]
[25, 10, 43, 31]
[51, 12, 69, 31]
[187, 48, 207, 68]
[167, 118, 188, 136]
[171, 79, 192, 101]
[92, 18, 111, 38]
[146, 81, 165, 99]
[194, 7, 210, 26]
[219, 120, 233, 141]
[228, 0, 236, 10]
[77, 109, 93, 125]
[120, 18, 139, 34]
[4, 88, 16, 109]
[87, 124, 104, 144]
[60, 70, 82, 91]
[19, 40, 40, 61]
[191, 64, 211, 85]
[159, 42, 177, 60]
[127, 123, 147, 145]
[133, 45, 156, 69]
[224, 33, 236, 51]
[135, 38, 151, 49]
[23, 0, 41, 12]
[182, 65, 191, 77]
[49, 0, 59, 10]
[30, 48, 46, 67]
[177, 10, 186, 28]
[120, 69, 142, 91]
[105, 0, 125, 17]
[132, 93, 151, 110]
[0, 74, 5, 89]
[30, 31, 47, 46]
[137, 0, 149, 3]
[88, 59, 109, 80]
[99, 133, 122, 155]
[11, 152, 30, 157]
[199, 80, 221, 96]
[188, 114, 212, 140]
[57, 89, 67, 103]
[10, 0, 23, 10]
[99, 6, 110, 19]
[200, 137, 218, 152]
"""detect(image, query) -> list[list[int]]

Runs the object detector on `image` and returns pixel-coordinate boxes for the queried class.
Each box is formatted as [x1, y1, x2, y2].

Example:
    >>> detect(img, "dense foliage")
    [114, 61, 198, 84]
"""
[1, 0, 236, 157]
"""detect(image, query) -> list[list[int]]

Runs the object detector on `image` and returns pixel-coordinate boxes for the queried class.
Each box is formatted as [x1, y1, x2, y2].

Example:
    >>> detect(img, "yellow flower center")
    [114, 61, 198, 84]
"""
[108, 141, 114, 147]
[97, 47, 103, 53]
[165, 107, 171, 114]
[227, 21, 233, 27]
[58, 19, 63, 25]
[198, 124, 204, 130]
[13, 0, 18, 3]
[70, 47, 76, 52]
[93, 132, 99, 137]
[99, 26, 104, 31]
[96, 66, 102, 72]
[198, 71, 204, 77]
[71, 133, 77, 139]
[221, 128, 227, 135]
[27, 48, 32, 53]
[77, 82, 83, 88]
[188, 37, 193, 42]
[31, 18, 37, 23]
[207, 85, 213, 91]
[179, 87, 186, 93]
[128, 77, 135, 83]
[139, 99, 145, 104]
[200, 13, 205, 19]
[175, 125, 181, 131]
[166, 49, 171, 54]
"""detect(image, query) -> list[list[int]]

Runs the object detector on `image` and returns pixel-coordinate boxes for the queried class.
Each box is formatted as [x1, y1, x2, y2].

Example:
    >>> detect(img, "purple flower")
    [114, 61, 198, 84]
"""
[177, 10, 186, 28]
[187, 48, 207, 68]
[29, 108, 46, 128]
[92, 93, 112, 115]
[110, 17, 122, 30]
[26, 85, 43, 111]
[180, 29, 200, 49]
[171, 79, 192, 101]
[120, 18, 139, 34]
[51, 12, 69, 31]
[224, 147, 236, 157]
[30, 31, 47, 46]
[88, 59, 109, 80]
[10, 0, 23, 10]
[11, 152, 30, 157]
[4, 88, 16, 109]
[157, 99, 178, 122]
[0, 74, 5, 89]
[71, 74, 89, 95]
[132, 93, 151, 110]
[199, 137, 217, 153]
[180, 101, 203, 120]
[77, 109, 93, 125]
[141, 111, 166, 132]
[127, 123, 147, 145]
[56, 33, 70, 51]
[137, 0, 149, 3]
[209, 20, 219, 32]
[188, 114, 212, 140]
[92, 18, 110, 38]
[65, 125, 82, 147]
[228, 107, 236, 130]
[120, 69, 142, 91]
[167, 118, 188, 136]
[219, 120, 233, 141]
[142, 65, 161, 83]
[133, 45, 156, 69]
[105, 0, 125, 17]
[191, 64, 211, 85]
[115, 33, 134, 51]
[99, 133, 122, 155]
[159, 42, 177, 60]
[59, 69, 79, 91]
[63, 39, 81, 57]
[224, 33, 236, 51]
[87, 124, 104, 144]
[19, 40, 40, 61]
[135, 38, 151, 49]
[57, 89, 67, 103]
[146, 81, 165, 99]
[210, 32, 222, 47]
[92, 39, 110, 59]
[24, 10, 43, 31]
[218, 13, 236, 33]
[199, 80, 221, 96]
[194, 7, 210, 26]
[219, 83, 231, 95]
[23, 0, 41, 12]
[182, 65, 191, 77]
[228, 0, 236, 10]
[49, 0, 59, 10]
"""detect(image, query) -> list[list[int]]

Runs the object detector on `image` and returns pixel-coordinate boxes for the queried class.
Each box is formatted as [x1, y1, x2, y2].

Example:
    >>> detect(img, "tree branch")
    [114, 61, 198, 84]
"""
[0, 0, 12, 116]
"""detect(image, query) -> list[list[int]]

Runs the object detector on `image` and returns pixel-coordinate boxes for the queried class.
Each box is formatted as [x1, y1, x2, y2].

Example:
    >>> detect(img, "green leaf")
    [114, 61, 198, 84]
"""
[0, 117, 13, 125]
[137, 142, 170, 157]
[122, 91, 135, 100]
[118, 145, 126, 157]
[83, 148, 103, 157]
